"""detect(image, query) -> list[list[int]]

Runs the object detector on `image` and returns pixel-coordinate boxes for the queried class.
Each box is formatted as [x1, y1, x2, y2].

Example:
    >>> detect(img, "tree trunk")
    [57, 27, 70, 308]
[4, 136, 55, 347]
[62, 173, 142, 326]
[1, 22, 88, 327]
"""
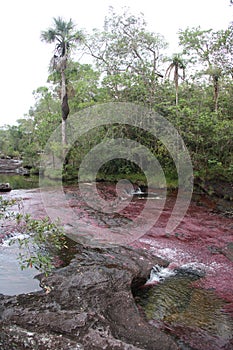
[61, 118, 66, 146]
[174, 65, 179, 106]
[213, 76, 219, 113]
[61, 69, 69, 147]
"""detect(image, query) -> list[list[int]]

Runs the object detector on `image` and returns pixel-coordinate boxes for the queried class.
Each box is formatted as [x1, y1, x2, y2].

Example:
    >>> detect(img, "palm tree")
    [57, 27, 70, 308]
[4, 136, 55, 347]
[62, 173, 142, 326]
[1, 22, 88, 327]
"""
[41, 17, 83, 146]
[205, 66, 222, 112]
[165, 54, 186, 106]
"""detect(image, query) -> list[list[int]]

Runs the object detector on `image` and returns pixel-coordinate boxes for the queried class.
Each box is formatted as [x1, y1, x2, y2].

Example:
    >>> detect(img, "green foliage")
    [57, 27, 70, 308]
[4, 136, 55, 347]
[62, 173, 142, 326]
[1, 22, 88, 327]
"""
[0, 196, 68, 276]
[41, 17, 84, 61]
[0, 196, 16, 219]
[86, 7, 166, 105]
[1, 8, 232, 183]
[10, 216, 68, 276]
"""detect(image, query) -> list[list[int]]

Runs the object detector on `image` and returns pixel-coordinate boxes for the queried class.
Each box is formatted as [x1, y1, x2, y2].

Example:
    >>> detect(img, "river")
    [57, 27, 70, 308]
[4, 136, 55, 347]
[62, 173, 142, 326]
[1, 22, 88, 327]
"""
[0, 175, 232, 349]
[0, 174, 41, 294]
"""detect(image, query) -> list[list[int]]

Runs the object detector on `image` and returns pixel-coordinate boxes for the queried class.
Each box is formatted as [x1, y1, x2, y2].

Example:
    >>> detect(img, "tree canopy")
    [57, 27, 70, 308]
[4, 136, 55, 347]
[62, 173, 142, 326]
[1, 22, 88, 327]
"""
[1, 8, 233, 182]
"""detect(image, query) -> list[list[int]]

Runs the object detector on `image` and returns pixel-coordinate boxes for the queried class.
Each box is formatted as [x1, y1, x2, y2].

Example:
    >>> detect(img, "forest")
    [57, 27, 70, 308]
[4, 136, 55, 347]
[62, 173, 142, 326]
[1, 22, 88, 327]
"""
[0, 7, 232, 185]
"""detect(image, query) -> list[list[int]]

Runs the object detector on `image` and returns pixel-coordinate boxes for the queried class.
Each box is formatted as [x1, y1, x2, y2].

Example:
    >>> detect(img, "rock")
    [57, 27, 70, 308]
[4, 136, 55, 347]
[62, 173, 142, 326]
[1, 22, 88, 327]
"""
[0, 183, 12, 192]
[222, 243, 233, 262]
[0, 158, 28, 174]
[194, 177, 233, 201]
[0, 244, 178, 350]
[174, 265, 206, 280]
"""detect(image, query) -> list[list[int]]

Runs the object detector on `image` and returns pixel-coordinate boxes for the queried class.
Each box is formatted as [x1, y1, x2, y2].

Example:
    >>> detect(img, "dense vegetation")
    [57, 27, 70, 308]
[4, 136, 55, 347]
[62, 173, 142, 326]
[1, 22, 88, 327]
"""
[1, 7, 232, 183]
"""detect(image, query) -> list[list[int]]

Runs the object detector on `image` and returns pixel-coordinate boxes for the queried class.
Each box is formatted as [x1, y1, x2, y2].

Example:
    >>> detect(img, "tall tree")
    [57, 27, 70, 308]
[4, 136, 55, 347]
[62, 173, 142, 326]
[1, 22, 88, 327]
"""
[41, 17, 83, 146]
[165, 54, 186, 106]
[85, 7, 167, 106]
[178, 27, 225, 112]
[213, 25, 233, 79]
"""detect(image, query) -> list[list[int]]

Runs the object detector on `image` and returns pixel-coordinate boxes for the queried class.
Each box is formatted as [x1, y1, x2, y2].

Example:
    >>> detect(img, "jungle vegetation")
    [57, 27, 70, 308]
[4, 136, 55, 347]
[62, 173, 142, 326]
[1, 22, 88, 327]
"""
[0, 8, 232, 184]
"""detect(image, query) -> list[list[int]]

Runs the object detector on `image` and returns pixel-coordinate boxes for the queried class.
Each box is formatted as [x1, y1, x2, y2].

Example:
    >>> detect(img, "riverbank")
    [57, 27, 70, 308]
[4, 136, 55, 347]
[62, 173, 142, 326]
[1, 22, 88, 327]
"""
[0, 183, 232, 349]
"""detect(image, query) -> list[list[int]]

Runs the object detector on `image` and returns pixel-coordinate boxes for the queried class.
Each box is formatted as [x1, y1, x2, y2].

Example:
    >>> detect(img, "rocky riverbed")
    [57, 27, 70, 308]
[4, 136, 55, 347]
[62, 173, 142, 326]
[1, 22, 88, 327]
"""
[0, 182, 232, 349]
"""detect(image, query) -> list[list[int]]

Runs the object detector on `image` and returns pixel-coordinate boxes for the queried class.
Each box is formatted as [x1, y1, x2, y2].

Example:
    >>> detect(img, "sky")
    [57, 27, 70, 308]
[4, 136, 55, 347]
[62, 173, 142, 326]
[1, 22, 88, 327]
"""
[0, 0, 232, 127]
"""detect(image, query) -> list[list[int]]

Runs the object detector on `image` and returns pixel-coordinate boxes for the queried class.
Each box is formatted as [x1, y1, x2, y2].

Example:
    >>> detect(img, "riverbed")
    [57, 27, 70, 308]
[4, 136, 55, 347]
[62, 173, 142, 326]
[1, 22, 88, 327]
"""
[0, 176, 232, 349]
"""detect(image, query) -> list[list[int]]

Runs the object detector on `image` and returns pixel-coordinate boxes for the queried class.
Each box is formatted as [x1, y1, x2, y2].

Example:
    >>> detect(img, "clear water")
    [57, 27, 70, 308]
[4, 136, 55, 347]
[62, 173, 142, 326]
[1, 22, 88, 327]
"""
[0, 174, 41, 295]
[0, 238, 41, 295]
[135, 268, 233, 350]
[0, 174, 39, 190]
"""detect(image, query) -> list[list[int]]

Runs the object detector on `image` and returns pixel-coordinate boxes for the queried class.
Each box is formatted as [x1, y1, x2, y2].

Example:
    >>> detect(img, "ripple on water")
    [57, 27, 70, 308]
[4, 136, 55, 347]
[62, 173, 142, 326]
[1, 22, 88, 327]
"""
[135, 273, 233, 350]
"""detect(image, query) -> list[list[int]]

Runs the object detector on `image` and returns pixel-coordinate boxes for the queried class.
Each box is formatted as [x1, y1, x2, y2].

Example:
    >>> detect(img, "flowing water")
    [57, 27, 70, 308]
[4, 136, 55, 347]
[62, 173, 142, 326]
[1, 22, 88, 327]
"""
[0, 176, 232, 349]
[134, 265, 233, 350]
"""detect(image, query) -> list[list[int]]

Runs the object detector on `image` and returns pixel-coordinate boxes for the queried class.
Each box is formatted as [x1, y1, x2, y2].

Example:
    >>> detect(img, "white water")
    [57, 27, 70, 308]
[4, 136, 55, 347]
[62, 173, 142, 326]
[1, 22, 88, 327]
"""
[2, 233, 29, 247]
[146, 262, 206, 285]
[146, 264, 176, 284]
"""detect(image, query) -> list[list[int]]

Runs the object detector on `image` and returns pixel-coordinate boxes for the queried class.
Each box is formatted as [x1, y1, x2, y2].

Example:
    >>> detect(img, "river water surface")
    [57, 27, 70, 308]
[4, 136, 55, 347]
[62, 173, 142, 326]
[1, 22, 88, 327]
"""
[0, 176, 232, 349]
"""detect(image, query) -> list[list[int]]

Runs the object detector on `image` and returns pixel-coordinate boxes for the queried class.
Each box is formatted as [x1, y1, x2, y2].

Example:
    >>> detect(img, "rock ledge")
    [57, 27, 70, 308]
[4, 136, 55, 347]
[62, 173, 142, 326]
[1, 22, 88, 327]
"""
[0, 244, 178, 350]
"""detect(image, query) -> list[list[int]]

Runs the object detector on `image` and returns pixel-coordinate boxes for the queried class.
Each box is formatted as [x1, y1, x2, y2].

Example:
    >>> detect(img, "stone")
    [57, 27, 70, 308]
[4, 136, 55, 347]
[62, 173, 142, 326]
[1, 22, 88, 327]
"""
[0, 183, 12, 192]
[0, 244, 178, 350]
[0, 158, 28, 175]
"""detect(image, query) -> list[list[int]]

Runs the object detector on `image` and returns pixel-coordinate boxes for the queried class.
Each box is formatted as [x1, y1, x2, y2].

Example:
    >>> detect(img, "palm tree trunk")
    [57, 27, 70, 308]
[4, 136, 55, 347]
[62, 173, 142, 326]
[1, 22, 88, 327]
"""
[61, 119, 66, 146]
[61, 69, 69, 146]
[174, 65, 179, 106]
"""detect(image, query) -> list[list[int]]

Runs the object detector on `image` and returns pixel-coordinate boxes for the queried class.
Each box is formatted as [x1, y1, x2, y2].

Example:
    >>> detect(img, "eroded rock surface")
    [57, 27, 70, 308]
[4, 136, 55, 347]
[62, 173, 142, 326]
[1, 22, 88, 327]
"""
[0, 245, 178, 350]
[0, 158, 27, 174]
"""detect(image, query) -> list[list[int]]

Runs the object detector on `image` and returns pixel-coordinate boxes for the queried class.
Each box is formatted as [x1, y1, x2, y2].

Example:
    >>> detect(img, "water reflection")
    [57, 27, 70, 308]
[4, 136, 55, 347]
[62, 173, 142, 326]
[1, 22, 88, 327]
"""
[0, 174, 39, 190]
[0, 241, 41, 295]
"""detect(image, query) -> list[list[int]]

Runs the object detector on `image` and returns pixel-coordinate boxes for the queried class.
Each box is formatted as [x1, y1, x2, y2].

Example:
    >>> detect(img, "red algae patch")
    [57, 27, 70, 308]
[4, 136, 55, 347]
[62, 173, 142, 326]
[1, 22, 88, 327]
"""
[2, 185, 233, 348]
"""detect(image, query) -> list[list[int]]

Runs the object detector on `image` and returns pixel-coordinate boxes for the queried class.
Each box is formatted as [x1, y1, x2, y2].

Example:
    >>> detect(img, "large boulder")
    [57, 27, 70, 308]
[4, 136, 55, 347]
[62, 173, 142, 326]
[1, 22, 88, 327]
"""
[0, 244, 178, 350]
